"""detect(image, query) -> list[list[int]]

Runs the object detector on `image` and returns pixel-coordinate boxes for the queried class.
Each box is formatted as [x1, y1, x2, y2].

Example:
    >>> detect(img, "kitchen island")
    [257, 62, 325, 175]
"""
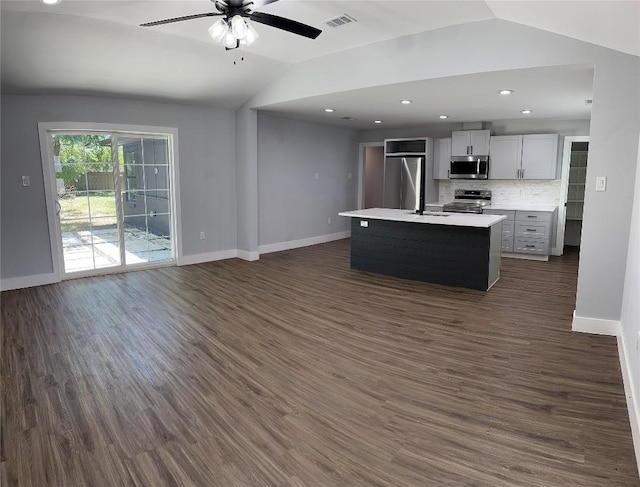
[338, 208, 506, 291]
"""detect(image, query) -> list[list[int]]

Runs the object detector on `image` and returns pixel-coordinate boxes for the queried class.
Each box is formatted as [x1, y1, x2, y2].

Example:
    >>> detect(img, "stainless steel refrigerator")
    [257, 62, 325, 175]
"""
[383, 155, 437, 211]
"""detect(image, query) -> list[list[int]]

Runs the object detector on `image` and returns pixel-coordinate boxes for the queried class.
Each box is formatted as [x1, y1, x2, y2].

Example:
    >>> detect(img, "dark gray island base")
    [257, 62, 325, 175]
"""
[340, 209, 504, 291]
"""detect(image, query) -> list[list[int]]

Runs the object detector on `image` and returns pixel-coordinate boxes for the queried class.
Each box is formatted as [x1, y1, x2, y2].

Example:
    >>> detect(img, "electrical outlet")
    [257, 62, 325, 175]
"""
[595, 176, 607, 192]
[200, 231, 206, 240]
[327, 217, 331, 224]
[22, 175, 30, 187]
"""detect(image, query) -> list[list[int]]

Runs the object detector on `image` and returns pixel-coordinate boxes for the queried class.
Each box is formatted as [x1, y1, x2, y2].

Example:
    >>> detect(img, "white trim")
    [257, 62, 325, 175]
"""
[178, 249, 238, 266]
[556, 136, 590, 255]
[37, 125, 63, 282]
[501, 252, 549, 262]
[259, 231, 351, 255]
[571, 311, 620, 335]
[237, 250, 260, 261]
[617, 332, 640, 477]
[358, 142, 384, 209]
[1, 273, 60, 291]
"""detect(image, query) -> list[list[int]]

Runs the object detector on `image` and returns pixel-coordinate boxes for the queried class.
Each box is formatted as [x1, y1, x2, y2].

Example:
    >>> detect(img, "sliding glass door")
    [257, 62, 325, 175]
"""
[51, 131, 174, 277]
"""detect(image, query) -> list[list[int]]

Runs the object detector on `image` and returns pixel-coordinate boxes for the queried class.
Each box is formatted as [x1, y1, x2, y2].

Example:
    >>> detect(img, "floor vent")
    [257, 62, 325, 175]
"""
[323, 14, 357, 29]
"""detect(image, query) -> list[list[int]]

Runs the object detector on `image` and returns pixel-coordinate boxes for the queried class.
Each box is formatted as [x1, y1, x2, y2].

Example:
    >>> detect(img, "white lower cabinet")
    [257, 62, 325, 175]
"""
[483, 208, 556, 258]
[483, 210, 515, 252]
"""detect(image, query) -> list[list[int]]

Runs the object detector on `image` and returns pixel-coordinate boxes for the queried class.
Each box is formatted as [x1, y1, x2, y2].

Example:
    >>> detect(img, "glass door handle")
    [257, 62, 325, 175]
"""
[55, 200, 61, 215]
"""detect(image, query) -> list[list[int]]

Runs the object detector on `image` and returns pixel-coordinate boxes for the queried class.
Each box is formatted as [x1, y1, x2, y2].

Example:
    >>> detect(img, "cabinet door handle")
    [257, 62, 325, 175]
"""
[526, 228, 537, 232]
[517, 169, 520, 178]
[521, 168, 525, 178]
[525, 245, 536, 248]
[447, 169, 450, 178]
[527, 215, 537, 219]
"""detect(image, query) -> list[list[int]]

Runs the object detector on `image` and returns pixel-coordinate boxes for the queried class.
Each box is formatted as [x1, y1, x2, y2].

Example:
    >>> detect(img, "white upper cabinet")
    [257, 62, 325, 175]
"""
[489, 135, 523, 179]
[451, 130, 490, 156]
[489, 133, 560, 180]
[521, 134, 560, 179]
[434, 137, 451, 179]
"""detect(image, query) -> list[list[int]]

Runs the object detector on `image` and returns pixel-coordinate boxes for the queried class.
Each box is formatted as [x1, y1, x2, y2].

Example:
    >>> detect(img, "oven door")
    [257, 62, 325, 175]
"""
[450, 156, 489, 179]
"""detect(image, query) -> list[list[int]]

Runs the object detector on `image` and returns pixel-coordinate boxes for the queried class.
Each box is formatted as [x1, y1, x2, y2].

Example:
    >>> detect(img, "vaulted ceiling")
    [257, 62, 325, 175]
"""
[1, 1, 638, 126]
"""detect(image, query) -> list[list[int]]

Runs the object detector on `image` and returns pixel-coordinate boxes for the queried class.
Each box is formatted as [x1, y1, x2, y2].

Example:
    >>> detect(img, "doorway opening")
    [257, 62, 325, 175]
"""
[39, 125, 179, 279]
[564, 141, 589, 249]
[358, 143, 384, 209]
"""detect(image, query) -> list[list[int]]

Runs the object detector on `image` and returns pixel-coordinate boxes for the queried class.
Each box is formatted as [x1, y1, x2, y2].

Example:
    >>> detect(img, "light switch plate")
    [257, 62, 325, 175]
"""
[360, 220, 368, 227]
[22, 175, 30, 187]
[595, 176, 607, 192]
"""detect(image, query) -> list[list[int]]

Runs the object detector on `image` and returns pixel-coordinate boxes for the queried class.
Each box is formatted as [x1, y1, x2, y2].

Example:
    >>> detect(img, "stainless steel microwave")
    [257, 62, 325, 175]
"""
[450, 155, 489, 179]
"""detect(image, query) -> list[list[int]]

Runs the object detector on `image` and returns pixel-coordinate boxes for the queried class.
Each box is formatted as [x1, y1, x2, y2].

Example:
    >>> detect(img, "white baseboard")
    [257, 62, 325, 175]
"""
[501, 252, 549, 262]
[259, 231, 350, 255]
[0, 272, 60, 291]
[236, 250, 260, 262]
[617, 332, 640, 477]
[572, 311, 620, 335]
[178, 249, 239, 266]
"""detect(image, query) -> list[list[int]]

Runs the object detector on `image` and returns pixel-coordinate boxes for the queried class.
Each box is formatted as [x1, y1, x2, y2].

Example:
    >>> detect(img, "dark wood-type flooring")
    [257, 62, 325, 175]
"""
[2, 240, 638, 486]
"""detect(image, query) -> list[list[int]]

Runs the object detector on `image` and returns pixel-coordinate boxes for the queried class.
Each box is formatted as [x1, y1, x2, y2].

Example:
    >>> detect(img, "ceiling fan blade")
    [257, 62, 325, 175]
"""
[251, 0, 280, 7]
[141, 12, 222, 27]
[249, 11, 321, 39]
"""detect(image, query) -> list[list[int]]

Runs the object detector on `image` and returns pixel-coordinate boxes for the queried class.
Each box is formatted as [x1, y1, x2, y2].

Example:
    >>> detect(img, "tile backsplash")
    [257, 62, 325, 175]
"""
[438, 179, 562, 206]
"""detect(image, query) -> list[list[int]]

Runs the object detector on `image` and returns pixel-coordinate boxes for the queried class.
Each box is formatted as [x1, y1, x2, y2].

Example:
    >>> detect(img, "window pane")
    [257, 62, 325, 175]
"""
[146, 191, 170, 215]
[148, 214, 172, 262]
[61, 220, 94, 273]
[91, 218, 120, 269]
[83, 134, 112, 164]
[88, 192, 117, 219]
[124, 217, 148, 264]
[59, 191, 90, 221]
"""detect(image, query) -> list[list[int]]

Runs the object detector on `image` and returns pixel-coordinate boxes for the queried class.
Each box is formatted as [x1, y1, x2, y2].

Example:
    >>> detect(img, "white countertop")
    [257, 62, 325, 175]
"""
[338, 208, 506, 228]
[485, 203, 558, 212]
[424, 202, 558, 212]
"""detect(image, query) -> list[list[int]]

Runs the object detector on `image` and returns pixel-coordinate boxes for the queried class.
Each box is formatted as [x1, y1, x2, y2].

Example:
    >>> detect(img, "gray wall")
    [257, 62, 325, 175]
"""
[257, 113, 359, 246]
[1, 94, 237, 279]
[238, 19, 640, 324]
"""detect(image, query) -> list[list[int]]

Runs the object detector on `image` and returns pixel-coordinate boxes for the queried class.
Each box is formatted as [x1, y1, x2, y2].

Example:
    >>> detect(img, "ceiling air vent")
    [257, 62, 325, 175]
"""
[324, 14, 357, 29]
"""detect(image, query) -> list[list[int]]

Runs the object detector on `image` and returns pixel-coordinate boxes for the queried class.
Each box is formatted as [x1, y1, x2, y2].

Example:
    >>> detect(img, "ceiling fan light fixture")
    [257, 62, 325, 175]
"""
[241, 23, 259, 46]
[231, 15, 248, 39]
[208, 18, 229, 43]
[223, 30, 237, 49]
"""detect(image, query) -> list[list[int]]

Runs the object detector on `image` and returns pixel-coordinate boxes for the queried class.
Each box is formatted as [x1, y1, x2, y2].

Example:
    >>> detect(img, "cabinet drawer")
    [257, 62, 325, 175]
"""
[502, 220, 514, 236]
[515, 237, 549, 255]
[515, 221, 549, 238]
[483, 209, 516, 221]
[516, 210, 552, 223]
[501, 236, 514, 252]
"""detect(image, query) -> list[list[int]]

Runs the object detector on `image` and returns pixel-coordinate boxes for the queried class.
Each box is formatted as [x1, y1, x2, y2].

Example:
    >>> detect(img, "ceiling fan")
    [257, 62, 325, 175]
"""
[141, 0, 322, 50]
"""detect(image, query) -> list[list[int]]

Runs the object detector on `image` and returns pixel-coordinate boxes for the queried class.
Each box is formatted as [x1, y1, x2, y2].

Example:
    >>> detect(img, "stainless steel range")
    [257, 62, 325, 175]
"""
[442, 189, 492, 214]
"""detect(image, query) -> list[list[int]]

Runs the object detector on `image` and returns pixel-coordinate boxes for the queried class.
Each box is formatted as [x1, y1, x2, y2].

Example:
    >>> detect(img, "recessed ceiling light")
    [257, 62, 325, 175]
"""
[41, 0, 61, 4]
[374, 120, 383, 124]
[324, 108, 335, 113]
[400, 99, 412, 105]
[521, 109, 532, 114]
[499, 89, 514, 95]
[439, 115, 448, 119]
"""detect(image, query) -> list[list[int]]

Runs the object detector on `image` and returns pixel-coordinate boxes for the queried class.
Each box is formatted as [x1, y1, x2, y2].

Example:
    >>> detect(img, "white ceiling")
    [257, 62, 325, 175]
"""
[1, 1, 638, 123]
